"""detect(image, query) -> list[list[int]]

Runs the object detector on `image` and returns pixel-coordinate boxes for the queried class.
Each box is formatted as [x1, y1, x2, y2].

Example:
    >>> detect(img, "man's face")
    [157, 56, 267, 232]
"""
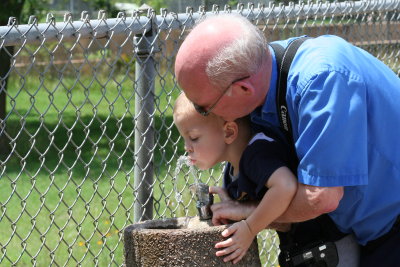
[174, 17, 254, 121]
[174, 14, 273, 121]
[179, 79, 253, 122]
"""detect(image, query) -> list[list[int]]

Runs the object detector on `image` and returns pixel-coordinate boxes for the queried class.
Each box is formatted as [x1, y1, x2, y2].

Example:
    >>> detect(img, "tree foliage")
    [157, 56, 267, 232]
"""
[0, 0, 52, 25]
[0, 0, 25, 25]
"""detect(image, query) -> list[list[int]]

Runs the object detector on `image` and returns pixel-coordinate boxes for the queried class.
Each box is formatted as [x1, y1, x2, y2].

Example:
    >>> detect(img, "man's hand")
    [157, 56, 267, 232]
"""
[209, 186, 258, 226]
[209, 186, 231, 201]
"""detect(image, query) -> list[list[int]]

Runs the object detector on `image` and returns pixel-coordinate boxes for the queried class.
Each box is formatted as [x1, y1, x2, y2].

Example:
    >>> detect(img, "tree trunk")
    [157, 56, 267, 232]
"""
[0, 0, 25, 158]
[0, 47, 13, 158]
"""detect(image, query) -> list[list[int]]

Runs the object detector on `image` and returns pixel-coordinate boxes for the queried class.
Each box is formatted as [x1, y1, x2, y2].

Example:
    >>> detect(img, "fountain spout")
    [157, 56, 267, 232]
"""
[189, 183, 214, 220]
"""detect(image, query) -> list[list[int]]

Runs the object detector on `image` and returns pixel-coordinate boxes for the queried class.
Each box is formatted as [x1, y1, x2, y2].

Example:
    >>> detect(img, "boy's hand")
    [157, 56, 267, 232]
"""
[214, 220, 256, 264]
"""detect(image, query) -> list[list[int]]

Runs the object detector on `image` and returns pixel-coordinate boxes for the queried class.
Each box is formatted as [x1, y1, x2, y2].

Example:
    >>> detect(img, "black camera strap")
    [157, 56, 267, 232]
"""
[270, 37, 312, 154]
[271, 38, 347, 267]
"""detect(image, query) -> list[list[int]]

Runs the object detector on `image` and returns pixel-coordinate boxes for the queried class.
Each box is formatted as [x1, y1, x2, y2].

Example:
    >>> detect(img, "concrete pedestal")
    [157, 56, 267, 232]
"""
[124, 217, 261, 267]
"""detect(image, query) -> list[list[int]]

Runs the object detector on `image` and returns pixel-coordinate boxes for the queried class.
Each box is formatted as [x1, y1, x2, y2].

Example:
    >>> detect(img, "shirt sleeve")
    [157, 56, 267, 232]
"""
[295, 69, 368, 187]
[240, 138, 291, 197]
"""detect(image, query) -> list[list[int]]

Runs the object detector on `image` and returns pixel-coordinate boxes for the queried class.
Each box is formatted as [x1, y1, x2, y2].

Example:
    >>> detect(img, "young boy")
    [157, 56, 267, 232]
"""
[173, 92, 298, 264]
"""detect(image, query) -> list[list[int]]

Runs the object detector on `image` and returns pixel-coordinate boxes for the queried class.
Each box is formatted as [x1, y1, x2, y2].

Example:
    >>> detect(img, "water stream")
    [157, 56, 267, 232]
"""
[174, 155, 213, 220]
[174, 155, 200, 204]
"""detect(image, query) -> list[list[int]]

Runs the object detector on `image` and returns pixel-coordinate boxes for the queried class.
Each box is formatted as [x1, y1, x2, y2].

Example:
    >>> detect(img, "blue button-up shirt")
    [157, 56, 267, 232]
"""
[251, 35, 400, 245]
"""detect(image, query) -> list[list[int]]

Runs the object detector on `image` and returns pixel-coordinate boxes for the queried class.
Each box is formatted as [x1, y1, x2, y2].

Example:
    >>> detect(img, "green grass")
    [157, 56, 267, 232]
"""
[0, 69, 228, 266]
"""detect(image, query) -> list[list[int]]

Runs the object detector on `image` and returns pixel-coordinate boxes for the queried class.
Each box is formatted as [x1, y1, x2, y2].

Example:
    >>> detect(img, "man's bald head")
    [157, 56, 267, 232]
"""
[174, 14, 271, 121]
[175, 14, 267, 89]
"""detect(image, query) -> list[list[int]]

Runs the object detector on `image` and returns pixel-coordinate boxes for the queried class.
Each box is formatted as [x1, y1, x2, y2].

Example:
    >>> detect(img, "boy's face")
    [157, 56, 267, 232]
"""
[174, 112, 228, 170]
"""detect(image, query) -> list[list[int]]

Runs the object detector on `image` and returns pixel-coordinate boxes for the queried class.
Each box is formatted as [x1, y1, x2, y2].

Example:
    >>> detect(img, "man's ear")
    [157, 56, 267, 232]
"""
[223, 121, 238, 144]
[230, 80, 255, 97]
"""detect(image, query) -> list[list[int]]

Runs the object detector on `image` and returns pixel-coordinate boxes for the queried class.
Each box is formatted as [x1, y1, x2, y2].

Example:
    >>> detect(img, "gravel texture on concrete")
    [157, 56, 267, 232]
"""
[124, 217, 261, 267]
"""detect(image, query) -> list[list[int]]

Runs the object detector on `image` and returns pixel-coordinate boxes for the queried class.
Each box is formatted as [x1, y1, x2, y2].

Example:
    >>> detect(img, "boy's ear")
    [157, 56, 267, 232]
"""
[223, 121, 238, 144]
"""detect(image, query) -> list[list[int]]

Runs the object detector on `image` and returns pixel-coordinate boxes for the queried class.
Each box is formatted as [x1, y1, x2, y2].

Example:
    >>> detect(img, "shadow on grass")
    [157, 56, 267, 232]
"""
[1, 111, 184, 181]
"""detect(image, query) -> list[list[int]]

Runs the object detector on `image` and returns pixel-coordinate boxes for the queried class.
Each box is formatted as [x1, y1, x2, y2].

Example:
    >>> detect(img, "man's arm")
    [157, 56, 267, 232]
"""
[274, 184, 344, 223]
[210, 184, 344, 227]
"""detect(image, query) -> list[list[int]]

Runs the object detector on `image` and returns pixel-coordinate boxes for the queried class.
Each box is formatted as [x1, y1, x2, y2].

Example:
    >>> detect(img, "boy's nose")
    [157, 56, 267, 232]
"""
[184, 143, 193, 153]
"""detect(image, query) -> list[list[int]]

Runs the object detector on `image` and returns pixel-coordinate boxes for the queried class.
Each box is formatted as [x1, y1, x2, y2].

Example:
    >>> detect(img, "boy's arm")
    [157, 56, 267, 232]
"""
[214, 166, 297, 264]
[245, 166, 297, 234]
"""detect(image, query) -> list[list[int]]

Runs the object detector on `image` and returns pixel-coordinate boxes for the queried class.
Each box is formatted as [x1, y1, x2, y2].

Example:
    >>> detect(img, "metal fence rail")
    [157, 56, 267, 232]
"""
[0, 1, 399, 266]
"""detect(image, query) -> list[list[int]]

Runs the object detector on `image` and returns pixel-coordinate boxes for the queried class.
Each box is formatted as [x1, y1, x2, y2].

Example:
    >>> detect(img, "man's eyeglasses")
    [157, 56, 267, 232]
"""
[193, 75, 250, 116]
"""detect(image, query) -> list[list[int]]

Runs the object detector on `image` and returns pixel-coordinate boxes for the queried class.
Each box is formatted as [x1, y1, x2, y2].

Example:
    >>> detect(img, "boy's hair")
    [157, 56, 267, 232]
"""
[173, 92, 194, 118]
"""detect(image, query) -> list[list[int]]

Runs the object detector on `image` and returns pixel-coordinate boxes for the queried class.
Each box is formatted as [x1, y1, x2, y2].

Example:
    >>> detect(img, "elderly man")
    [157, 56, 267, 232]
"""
[175, 14, 400, 267]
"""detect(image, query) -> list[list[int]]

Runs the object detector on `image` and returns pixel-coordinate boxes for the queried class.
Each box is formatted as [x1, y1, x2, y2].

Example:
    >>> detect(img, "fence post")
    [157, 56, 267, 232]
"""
[133, 6, 158, 222]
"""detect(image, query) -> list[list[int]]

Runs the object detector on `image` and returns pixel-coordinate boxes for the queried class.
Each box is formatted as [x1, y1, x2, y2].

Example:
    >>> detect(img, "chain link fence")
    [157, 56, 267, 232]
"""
[0, 1, 399, 266]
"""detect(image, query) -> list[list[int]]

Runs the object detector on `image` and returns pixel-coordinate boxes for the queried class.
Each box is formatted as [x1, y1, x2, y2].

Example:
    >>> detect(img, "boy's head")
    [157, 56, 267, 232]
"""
[173, 92, 248, 170]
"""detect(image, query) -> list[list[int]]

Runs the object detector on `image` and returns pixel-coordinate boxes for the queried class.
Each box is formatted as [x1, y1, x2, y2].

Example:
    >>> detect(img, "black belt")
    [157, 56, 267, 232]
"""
[363, 215, 400, 253]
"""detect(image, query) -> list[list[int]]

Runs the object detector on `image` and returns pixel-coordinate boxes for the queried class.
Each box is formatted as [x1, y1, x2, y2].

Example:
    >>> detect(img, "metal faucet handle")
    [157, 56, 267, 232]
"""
[189, 183, 214, 220]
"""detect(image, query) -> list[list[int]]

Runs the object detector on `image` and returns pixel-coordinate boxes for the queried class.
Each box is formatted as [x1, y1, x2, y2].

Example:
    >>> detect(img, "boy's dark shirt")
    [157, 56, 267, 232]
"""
[222, 131, 345, 252]
[223, 132, 294, 202]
